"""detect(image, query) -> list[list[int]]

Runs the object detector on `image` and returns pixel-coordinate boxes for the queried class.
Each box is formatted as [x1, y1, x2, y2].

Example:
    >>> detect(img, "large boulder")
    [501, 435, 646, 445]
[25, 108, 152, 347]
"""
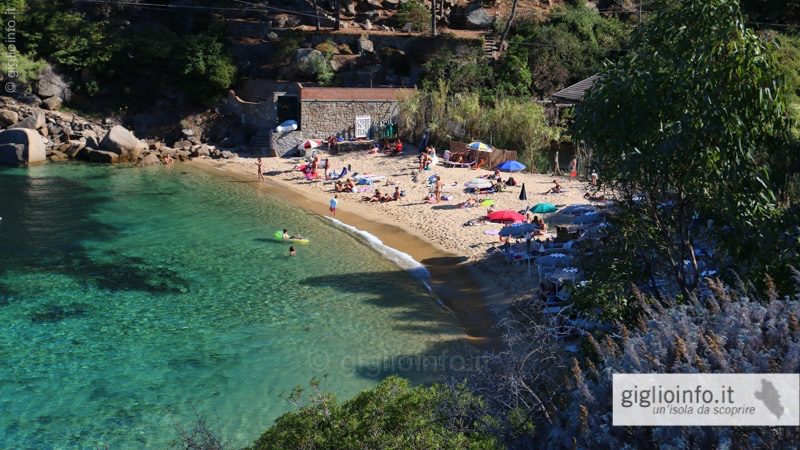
[0, 109, 19, 127]
[85, 149, 119, 163]
[294, 48, 328, 77]
[100, 125, 141, 161]
[0, 128, 46, 165]
[9, 112, 45, 131]
[136, 153, 161, 166]
[42, 96, 63, 111]
[460, 3, 492, 29]
[359, 37, 374, 54]
[36, 65, 72, 101]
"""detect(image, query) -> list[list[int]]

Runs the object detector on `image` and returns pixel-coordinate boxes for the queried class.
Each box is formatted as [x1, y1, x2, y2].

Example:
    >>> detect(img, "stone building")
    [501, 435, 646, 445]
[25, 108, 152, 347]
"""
[224, 80, 413, 156]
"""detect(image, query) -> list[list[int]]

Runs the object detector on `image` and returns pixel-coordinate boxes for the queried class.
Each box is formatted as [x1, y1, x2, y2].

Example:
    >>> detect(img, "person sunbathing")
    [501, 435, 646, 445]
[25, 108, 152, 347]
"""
[584, 192, 607, 201]
[536, 218, 548, 235]
[461, 197, 479, 208]
[489, 168, 500, 180]
[471, 158, 485, 170]
[363, 189, 382, 202]
[334, 180, 344, 192]
[547, 180, 563, 194]
[366, 144, 379, 155]
[388, 187, 401, 202]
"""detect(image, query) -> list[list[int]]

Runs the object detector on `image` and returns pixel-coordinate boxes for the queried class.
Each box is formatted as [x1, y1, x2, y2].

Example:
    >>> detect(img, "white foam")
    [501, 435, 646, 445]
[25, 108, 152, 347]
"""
[326, 217, 432, 292]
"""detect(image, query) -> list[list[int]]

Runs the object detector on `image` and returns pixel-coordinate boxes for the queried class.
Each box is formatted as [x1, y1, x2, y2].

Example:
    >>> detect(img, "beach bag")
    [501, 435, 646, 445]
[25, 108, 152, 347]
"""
[400, 190, 406, 197]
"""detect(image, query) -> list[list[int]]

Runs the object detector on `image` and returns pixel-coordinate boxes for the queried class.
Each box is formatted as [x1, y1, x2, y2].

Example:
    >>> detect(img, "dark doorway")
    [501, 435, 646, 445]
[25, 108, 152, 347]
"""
[276, 95, 300, 128]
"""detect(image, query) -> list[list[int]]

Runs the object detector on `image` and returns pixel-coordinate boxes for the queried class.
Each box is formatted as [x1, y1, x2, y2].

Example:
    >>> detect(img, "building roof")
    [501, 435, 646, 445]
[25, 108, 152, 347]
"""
[551, 75, 601, 104]
[300, 86, 414, 102]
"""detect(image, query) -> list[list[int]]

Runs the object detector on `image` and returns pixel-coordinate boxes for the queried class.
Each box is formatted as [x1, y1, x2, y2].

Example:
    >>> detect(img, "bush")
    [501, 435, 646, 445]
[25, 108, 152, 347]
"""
[248, 376, 497, 449]
[0, 45, 46, 86]
[397, 1, 431, 32]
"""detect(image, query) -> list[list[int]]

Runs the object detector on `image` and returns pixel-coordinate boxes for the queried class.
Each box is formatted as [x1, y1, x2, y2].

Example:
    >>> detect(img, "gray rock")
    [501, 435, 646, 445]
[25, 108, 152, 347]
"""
[0, 110, 19, 126]
[85, 136, 100, 150]
[49, 150, 68, 161]
[461, 3, 492, 30]
[365, 0, 382, 9]
[85, 149, 119, 163]
[266, 31, 279, 41]
[9, 112, 45, 131]
[36, 66, 71, 101]
[361, 19, 373, 30]
[137, 153, 161, 166]
[181, 128, 194, 137]
[38, 127, 48, 138]
[359, 37, 374, 53]
[174, 139, 191, 150]
[81, 129, 97, 140]
[344, 0, 356, 15]
[0, 128, 46, 165]
[364, 11, 379, 20]
[66, 140, 86, 158]
[195, 144, 210, 157]
[42, 96, 63, 111]
[221, 150, 235, 159]
[382, 0, 400, 7]
[100, 125, 140, 155]
[294, 48, 328, 77]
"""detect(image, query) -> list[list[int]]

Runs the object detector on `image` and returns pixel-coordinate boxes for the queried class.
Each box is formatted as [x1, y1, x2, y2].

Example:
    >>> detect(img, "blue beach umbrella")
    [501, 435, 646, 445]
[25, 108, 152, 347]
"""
[497, 160, 526, 172]
[499, 222, 539, 237]
[467, 141, 493, 152]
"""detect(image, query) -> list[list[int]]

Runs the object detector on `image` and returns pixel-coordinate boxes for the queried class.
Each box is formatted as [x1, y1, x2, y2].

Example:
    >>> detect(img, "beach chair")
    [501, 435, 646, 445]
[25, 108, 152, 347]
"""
[330, 167, 348, 180]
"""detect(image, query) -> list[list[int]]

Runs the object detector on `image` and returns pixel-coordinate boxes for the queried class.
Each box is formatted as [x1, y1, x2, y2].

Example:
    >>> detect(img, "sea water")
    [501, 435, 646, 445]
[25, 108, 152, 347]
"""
[0, 162, 465, 448]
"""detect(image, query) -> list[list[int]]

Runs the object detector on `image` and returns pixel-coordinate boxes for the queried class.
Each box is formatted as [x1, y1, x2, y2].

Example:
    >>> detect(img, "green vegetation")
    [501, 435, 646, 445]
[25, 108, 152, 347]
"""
[247, 376, 497, 449]
[397, 1, 430, 32]
[572, 0, 797, 319]
[9, 0, 236, 108]
[0, 45, 46, 85]
[398, 84, 557, 167]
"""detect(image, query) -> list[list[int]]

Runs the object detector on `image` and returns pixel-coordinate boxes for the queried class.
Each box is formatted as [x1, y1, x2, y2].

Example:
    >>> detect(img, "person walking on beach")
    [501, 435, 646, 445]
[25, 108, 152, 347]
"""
[434, 175, 443, 202]
[330, 194, 338, 217]
[569, 157, 577, 181]
[257, 158, 264, 181]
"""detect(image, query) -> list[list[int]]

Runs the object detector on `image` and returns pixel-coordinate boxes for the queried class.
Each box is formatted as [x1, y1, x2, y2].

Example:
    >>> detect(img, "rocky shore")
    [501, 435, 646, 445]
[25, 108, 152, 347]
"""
[0, 98, 238, 166]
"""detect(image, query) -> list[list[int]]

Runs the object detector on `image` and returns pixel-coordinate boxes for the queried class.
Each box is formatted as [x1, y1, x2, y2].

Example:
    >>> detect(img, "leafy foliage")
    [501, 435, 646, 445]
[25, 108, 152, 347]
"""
[171, 34, 237, 103]
[573, 0, 791, 299]
[419, 48, 494, 100]
[397, 0, 430, 33]
[248, 376, 497, 449]
[0, 44, 46, 85]
[397, 87, 557, 169]
[511, 3, 630, 97]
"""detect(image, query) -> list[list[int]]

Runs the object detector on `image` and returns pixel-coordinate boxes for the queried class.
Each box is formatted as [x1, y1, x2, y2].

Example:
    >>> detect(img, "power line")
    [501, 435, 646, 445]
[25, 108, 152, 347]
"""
[74, 0, 323, 20]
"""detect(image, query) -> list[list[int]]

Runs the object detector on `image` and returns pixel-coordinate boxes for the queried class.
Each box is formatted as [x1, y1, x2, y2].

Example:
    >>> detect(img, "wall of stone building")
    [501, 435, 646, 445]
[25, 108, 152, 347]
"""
[270, 130, 306, 157]
[299, 100, 398, 140]
[222, 91, 275, 130]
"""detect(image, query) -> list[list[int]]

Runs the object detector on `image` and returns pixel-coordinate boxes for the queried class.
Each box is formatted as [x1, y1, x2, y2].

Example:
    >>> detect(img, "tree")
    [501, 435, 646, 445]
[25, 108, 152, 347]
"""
[248, 376, 496, 449]
[573, 0, 790, 298]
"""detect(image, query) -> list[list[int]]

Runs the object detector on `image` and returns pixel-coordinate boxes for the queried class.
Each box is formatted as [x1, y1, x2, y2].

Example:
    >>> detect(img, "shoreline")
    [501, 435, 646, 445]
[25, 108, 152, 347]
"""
[190, 158, 504, 349]
[190, 151, 592, 350]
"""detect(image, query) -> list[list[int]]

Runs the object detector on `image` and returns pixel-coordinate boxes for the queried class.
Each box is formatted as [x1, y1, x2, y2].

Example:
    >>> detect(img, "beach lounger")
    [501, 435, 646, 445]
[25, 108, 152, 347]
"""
[442, 158, 477, 168]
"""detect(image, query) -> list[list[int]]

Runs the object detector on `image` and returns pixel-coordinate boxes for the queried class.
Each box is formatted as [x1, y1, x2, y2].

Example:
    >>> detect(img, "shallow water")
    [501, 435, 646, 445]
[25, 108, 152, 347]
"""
[0, 163, 465, 448]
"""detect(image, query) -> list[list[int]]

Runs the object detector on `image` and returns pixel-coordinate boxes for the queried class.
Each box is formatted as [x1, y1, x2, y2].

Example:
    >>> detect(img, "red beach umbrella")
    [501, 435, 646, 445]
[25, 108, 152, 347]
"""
[487, 210, 526, 224]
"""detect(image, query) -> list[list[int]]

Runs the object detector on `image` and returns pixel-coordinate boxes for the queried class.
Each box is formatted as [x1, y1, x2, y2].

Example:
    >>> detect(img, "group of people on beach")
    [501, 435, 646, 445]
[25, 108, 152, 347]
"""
[362, 186, 401, 203]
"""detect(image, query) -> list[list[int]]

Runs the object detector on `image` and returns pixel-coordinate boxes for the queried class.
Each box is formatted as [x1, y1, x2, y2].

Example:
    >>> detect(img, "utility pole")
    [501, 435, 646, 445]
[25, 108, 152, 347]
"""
[431, 0, 437, 37]
[638, 0, 642, 22]
[335, 0, 340, 30]
[314, 0, 321, 31]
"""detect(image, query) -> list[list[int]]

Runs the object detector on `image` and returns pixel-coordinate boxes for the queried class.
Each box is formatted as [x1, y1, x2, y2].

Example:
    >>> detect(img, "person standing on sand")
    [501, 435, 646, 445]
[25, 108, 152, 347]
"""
[257, 158, 264, 181]
[553, 149, 562, 176]
[591, 169, 598, 186]
[569, 157, 577, 181]
[330, 194, 338, 217]
[434, 175, 443, 202]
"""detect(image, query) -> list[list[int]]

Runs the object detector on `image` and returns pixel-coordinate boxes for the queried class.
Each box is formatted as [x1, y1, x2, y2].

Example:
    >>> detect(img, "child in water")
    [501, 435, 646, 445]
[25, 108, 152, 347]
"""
[289, 246, 296, 256]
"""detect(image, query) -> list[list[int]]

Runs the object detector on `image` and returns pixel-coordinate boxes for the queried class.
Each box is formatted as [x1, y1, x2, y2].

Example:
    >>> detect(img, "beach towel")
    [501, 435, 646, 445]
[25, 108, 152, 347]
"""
[481, 199, 495, 207]
[356, 187, 371, 193]
[549, 190, 569, 194]
[485, 229, 500, 235]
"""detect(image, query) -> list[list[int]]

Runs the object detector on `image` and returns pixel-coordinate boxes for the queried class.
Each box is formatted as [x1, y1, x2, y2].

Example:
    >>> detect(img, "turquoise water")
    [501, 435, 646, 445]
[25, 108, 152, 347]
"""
[0, 163, 465, 448]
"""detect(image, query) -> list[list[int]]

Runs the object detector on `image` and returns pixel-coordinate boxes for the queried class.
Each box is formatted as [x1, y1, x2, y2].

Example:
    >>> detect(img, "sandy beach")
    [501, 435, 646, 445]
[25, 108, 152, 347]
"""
[192, 148, 595, 345]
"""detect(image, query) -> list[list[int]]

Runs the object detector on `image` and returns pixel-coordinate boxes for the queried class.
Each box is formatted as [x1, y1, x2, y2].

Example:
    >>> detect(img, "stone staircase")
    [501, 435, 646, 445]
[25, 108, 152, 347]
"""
[250, 128, 272, 154]
[482, 32, 497, 62]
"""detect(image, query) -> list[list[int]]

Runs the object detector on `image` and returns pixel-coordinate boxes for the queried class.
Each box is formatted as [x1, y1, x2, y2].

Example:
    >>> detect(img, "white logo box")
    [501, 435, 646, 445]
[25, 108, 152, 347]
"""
[613, 373, 800, 426]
